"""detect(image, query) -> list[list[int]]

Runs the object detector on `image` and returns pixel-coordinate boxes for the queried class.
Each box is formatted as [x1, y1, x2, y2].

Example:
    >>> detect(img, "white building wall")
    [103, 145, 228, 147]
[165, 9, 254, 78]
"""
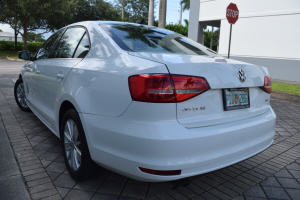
[197, 0, 300, 82]
[0, 36, 22, 41]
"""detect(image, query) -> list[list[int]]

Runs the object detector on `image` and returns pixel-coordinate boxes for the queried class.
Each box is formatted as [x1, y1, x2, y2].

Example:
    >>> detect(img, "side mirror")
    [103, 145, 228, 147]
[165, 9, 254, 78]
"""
[18, 50, 32, 60]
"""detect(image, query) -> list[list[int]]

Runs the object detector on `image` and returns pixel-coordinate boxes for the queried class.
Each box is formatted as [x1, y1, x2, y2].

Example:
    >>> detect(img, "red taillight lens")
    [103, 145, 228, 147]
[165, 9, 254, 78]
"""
[262, 75, 272, 93]
[139, 167, 181, 176]
[128, 74, 210, 103]
[171, 75, 210, 102]
[129, 74, 175, 102]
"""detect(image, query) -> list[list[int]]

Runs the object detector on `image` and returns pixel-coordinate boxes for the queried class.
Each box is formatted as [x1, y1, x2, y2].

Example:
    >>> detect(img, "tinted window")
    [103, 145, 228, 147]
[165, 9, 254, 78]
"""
[73, 33, 90, 58]
[36, 29, 64, 59]
[100, 24, 219, 57]
[52, 27, 86, 58]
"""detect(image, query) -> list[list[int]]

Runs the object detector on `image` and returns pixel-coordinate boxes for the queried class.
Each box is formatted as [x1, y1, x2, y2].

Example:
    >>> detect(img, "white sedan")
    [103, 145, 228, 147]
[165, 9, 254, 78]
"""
[15, 21, 276, 182]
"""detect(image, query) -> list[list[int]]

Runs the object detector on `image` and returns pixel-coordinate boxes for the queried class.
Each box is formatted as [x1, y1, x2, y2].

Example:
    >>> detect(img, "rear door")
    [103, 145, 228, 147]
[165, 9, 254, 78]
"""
[32, 26, 90, 128]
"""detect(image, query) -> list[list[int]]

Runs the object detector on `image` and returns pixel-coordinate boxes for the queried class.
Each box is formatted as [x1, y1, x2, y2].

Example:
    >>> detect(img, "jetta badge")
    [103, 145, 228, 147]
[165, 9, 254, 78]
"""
[238, 69, 246, 83]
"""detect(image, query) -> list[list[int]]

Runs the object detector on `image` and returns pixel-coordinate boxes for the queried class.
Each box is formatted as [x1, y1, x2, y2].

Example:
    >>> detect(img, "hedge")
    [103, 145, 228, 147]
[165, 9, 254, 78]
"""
[0, 41, 43, 51]
[165, 24, 188, 36]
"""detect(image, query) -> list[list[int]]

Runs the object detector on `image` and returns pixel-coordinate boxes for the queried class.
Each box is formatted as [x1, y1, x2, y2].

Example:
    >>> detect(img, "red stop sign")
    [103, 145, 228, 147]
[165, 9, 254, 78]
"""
[226, 3, 239, 24]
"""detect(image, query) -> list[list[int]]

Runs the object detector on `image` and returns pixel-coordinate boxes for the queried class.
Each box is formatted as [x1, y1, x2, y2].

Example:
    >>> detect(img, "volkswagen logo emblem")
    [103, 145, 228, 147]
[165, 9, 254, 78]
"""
[238, 69, 246, 83]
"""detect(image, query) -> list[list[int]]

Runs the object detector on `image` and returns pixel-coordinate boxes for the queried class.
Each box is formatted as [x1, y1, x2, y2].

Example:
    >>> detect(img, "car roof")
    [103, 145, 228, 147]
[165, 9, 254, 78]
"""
[65, 21, 156, 29]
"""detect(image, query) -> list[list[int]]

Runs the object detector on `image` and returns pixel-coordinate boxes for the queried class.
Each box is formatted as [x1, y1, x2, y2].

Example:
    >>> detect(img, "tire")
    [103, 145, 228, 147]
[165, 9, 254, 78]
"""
[14, 78, 31, 112]
[60, 109, 100, 181]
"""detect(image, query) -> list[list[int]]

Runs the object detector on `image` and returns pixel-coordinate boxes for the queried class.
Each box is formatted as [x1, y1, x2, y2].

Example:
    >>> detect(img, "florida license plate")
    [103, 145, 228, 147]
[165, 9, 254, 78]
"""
[223, 88, 250, 111]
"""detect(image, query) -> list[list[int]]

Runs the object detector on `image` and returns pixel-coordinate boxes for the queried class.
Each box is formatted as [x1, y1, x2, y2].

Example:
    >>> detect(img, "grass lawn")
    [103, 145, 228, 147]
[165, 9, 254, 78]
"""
[0, 51, 20, 59]
[273, 82, 300, 95]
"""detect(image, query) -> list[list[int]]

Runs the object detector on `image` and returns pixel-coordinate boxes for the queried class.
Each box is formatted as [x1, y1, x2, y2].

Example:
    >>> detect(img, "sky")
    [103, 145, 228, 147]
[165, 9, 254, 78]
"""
[106, 0, 190, 25]
[0, 0, 190, 39]
[155, 0, 190, 24]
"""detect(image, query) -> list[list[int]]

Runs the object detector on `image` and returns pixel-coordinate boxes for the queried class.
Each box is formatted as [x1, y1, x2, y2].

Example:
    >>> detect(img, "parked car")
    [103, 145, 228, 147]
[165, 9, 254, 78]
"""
[15, 21, 276, 182]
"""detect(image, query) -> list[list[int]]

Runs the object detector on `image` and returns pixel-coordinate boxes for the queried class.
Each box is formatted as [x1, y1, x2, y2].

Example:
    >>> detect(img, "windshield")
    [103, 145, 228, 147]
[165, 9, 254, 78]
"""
[100, 23, 219, 57]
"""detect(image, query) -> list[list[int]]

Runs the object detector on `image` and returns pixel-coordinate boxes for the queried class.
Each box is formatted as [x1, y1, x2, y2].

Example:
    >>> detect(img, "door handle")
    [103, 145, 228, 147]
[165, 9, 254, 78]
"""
[57, 73, 64, 81]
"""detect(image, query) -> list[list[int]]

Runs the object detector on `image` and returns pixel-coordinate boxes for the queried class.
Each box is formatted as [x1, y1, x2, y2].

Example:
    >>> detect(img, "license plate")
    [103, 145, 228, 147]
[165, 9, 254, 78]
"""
[223, 88, 250, 111]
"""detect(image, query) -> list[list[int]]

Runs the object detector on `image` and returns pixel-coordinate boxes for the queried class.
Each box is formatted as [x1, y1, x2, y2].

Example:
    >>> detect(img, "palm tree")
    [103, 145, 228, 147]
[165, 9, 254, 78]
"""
[180, 0, 190, 11]
[183, 19, 188, 27]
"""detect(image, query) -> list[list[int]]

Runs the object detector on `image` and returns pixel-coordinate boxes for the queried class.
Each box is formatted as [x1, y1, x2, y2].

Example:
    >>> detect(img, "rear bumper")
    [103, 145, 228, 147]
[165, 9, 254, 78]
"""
[80, 105, 276, 182]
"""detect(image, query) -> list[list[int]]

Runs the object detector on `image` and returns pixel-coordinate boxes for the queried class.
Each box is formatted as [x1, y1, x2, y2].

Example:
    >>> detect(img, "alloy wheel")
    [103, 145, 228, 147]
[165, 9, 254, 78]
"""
[16, 83, 28, 108]
[64, 119, 82, 171]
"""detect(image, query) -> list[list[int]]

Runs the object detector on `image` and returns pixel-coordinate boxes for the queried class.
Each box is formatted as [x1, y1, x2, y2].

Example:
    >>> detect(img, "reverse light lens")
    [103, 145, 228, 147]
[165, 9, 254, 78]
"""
[128, 74, 210, 103]
[262, 75, 272, 93]
[139, 167, 181, 176]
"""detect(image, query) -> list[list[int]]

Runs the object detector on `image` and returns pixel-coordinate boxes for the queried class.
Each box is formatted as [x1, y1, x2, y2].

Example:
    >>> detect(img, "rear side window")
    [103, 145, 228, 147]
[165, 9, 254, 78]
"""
[52, 27, 86, 58]
[36, 29, 64, 59]
[73, 33, 90, 58]
[100, 24, 219, 57]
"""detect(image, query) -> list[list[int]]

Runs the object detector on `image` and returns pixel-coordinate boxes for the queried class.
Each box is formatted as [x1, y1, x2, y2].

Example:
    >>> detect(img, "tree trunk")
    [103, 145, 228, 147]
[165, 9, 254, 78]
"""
[158, 0, 166, 28]
[14, 28, 18, 50]
[23, 26, 28, 50]
[148, 0, 154, 26]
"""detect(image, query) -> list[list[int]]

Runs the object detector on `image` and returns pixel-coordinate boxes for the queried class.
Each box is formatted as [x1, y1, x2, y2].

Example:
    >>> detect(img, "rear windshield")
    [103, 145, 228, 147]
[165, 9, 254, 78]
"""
[100, 23, 219, 57]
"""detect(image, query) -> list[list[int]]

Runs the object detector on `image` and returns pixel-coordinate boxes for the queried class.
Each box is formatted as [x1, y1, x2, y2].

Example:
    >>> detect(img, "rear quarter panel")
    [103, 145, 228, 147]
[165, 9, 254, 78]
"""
[59, 22, 169, 117]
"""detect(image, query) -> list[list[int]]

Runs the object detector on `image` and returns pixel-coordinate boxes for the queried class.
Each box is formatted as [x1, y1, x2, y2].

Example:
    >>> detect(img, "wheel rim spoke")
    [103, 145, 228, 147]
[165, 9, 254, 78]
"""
[70, 148, 75, 169]
[64, 128, 72, 142]
[67, 121, 74, 140]
[74, 145, 81, 156]
[74, 149, 81, 168]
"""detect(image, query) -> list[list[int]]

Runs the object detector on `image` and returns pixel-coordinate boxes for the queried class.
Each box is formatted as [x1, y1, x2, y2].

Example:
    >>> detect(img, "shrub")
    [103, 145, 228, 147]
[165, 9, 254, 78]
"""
[0, 41, 43, 51]
[165, 24, 188, 36]
[27, 42, 43, 51]
[0, 41, 23, 50]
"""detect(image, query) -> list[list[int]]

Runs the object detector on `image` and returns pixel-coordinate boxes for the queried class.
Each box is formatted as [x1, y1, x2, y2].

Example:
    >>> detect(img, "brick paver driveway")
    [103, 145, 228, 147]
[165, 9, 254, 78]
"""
[1, 60, 300, 200]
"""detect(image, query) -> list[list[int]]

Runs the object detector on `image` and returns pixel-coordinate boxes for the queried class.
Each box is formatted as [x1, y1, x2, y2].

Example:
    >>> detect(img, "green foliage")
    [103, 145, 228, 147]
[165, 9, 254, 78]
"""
[114, 0, 151, 23]
[51, 0, 121, 30]
[0, 0, 62, 49]
[0, 0, 120, 49]
[0, 41, 23, 50]
[183, 19, 188, 27]
[27, 32, 45, 42]
[165, 24, 188, 36]
[0, 29, 3, 32]
[180, 0, 190, 11]
[0, 41, 42, 51]
[27, 42, 43, 51]
[204, 29, 220, 51]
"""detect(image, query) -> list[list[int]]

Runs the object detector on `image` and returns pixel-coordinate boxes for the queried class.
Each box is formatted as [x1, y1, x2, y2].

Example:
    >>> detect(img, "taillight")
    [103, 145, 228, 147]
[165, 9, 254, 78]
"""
[261, 75, 272, 93]
[128, 74, 210, 103]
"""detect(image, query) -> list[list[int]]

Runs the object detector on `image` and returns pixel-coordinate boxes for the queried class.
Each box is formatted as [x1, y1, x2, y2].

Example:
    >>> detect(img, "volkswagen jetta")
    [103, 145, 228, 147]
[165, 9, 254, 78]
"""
[15, 21, 276, 182]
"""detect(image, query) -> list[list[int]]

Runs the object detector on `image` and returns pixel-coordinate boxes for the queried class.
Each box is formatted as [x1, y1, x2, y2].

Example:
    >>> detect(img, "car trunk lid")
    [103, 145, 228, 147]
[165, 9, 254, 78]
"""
[129, 52, 271, 128]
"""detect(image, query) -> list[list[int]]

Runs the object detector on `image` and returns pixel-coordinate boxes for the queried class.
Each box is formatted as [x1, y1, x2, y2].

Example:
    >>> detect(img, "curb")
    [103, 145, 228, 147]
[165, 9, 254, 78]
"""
[271, 90, 300, 102]
[5, 57, 25, 62]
